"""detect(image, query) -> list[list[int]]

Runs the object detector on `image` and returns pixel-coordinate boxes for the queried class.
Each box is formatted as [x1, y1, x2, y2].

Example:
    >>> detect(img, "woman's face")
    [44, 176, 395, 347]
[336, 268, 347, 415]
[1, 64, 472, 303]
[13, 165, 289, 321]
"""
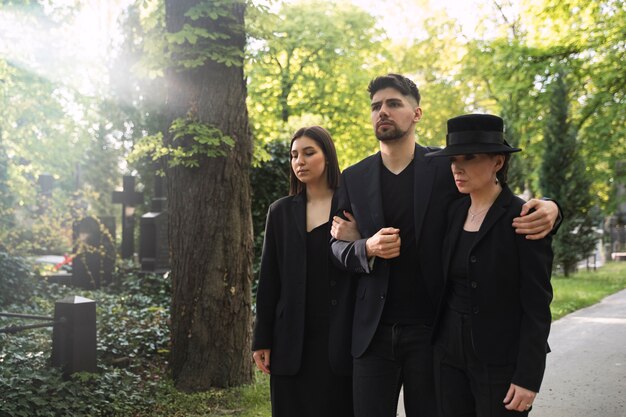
[291, 135, 327, 186]
[450, 153, 503, 194]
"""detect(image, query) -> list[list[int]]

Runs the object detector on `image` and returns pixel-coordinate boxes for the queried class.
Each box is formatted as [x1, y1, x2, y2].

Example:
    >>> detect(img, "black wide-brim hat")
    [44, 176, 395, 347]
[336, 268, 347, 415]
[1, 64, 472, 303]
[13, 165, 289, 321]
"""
[425, 114, 521, 158]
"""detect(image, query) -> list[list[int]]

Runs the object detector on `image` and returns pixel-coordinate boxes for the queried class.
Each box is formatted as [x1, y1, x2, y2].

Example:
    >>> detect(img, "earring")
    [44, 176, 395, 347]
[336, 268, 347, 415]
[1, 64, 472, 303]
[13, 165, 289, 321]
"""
[495, 177, 499, 185]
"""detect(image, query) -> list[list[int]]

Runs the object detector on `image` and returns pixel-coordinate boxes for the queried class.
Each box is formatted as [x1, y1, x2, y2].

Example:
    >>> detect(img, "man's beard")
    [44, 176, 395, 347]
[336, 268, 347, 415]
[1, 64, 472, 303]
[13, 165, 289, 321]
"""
[375, 124, 408, 142]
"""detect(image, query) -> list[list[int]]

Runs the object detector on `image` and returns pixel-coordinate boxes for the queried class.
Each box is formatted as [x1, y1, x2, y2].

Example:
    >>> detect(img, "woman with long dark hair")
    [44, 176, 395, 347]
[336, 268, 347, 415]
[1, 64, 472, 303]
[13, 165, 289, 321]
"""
[252, 126, 358, 416]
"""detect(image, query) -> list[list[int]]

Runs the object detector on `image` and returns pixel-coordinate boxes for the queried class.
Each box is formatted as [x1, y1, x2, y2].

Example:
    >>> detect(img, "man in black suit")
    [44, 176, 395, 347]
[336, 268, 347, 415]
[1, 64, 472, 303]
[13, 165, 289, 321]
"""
[330, 74, 559, 417]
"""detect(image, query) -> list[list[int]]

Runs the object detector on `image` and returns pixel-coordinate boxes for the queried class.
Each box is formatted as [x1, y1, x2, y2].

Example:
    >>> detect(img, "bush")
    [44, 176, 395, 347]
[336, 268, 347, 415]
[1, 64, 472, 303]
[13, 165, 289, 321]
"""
[0, 251, 36, 307]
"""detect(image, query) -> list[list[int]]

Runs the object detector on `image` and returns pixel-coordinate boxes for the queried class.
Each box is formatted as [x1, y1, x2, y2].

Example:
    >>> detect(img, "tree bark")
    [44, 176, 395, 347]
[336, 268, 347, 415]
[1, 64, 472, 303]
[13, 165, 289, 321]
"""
[164, 0, 253, 390]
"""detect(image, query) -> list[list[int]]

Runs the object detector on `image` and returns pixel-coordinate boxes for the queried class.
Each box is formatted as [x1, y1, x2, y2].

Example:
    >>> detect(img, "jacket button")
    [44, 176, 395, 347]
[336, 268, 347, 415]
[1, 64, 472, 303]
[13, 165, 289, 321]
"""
[472, 306, 479, 314]
[331, 299, 338, 306]
[379, 293, 386, 300]
[470, 281, 478, 289]
[470, 256, 477, 263]
[330, 280, 337, 287]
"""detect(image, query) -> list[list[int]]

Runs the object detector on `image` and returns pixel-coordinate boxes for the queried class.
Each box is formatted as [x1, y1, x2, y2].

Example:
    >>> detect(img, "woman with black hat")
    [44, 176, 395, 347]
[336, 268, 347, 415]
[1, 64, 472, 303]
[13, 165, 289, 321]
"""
[426, 114, 554, 416]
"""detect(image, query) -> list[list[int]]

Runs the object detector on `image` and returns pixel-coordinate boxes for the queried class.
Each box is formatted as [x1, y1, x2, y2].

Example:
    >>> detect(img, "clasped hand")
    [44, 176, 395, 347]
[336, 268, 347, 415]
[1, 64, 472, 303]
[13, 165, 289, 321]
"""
[365, 227, 400, 259]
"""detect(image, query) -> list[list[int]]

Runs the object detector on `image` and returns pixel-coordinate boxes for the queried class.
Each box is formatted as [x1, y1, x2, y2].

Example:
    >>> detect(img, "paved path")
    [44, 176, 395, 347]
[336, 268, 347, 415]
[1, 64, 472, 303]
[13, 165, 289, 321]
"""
[397, 288, 626, 417]
[533, 288, 626, 417]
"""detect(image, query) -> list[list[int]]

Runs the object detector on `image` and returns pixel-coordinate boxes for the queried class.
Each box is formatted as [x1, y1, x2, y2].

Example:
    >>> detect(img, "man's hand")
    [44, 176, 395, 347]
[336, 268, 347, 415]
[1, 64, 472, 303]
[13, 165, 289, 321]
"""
[331, 211, 361, 242]
[252, 349, 271, 374]
[503, 383, 536, 412]
[366, 227, 401, 259]
[512, 199, 558, 240]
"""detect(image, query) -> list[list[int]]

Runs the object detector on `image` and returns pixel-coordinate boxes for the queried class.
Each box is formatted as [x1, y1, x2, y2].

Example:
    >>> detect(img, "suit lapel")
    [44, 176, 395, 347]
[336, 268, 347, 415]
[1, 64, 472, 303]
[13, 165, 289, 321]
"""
[473, 186, 514, 249]
[365, 152, 385, 233]
[443, 198, 470, 281]
[291, 193, 307, 243]
[413, 145, 437, 246]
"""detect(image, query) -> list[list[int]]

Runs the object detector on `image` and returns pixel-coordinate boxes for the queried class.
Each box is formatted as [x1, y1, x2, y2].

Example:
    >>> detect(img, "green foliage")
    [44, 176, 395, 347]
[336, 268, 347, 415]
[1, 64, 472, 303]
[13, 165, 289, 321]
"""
[0, 264, 267, 416]
[97, 271, 171, 359]
[246, 0, 388, 168]
[551, 261, 626, 320]
[0, 252, 34, 307]
[250, 140, 290, 282]
[132, 372, 271, 417]
[134, 0, 245, 74]
[0, 188, 103, 256]
[540, 71, 596, 276]
[0, 361, 152, 417]
[0, 59, 122, 245]
[457, 0, 626, 207]
[393, 11, 468, 149]
[129, 117, 235, 169]
[0, 270, 170, 416]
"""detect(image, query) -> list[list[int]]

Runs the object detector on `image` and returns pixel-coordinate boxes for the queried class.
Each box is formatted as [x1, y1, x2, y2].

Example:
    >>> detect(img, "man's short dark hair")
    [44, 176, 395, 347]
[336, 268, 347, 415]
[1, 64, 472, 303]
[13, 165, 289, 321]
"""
[367, 73, 421, 105]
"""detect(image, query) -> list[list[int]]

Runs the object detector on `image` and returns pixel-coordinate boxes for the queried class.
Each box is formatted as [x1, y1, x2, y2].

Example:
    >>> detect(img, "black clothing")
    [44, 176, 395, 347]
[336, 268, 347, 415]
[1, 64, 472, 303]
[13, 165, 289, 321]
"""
[253, 193, 356, 416]
[434, 309, 530, 417]
[446, 230, 476, 314]
[380, 160, 434, 324]
[306, 222, 331, 319]
[331, 147, 458, 358]
[353, 323, 436, 417]
[270, 222, 353, 417]
[433, 186, 553, 417]
[331, 145, 460, 417]
[253, 193, 355, 376]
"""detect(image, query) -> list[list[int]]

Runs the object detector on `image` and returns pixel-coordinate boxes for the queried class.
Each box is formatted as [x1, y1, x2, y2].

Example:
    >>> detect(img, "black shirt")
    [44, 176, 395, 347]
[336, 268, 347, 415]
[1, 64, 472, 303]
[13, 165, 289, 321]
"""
[446, 229, 477, 314]
[306, 221, 331, 319]
[380, 159, 434, 324]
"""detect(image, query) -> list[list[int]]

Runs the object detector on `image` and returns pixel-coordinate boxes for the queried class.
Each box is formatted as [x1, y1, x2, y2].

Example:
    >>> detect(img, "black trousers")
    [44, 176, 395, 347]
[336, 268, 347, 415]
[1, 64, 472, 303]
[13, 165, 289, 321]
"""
[353, 322, 437, 417]
[434, 309, 530, 417]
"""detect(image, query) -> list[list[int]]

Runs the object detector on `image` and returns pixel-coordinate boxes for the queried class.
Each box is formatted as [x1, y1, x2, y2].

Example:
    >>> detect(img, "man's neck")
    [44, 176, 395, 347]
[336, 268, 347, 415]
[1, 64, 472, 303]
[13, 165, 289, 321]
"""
[379, 134, 416, 175]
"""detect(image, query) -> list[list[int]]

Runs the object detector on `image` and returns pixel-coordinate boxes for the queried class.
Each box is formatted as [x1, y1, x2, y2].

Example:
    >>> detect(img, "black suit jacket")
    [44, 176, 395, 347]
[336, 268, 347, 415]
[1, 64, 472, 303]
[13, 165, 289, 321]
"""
[330, 144, 459, 357]
[252, 193, 355, 376]
[433, 186, 553, 392]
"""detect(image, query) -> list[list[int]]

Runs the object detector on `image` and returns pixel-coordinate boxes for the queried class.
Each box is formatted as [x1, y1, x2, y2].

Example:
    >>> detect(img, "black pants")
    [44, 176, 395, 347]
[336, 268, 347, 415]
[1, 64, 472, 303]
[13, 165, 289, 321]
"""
[434, 309, 530, 417]
[353, 323, 437, 417]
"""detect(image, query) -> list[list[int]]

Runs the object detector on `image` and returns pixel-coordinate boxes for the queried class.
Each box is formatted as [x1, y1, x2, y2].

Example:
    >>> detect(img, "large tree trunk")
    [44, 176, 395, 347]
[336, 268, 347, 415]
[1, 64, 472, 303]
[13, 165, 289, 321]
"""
[164, 0, 253, 390]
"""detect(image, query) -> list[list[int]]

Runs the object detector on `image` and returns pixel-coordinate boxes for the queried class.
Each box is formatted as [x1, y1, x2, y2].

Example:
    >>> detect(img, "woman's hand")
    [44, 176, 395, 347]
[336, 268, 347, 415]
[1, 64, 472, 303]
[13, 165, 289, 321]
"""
[503, 383, 537, 412]
[252, 349, 271, 374]
[331, 211, 361, 242]
[513, 199, 559, 240]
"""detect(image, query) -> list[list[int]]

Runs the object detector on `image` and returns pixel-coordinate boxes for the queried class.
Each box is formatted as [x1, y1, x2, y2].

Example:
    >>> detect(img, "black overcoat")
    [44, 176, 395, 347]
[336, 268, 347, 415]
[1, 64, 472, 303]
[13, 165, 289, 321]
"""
[433, 185, 553, 392]
[252, 193, 355, 376]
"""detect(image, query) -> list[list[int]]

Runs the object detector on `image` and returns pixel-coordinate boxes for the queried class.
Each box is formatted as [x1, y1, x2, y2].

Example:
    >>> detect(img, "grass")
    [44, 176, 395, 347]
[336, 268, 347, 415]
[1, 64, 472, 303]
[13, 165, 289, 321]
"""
[551, 260, 626, 320]
[140, 372, 271, 417]
[145, 261, 626, 415]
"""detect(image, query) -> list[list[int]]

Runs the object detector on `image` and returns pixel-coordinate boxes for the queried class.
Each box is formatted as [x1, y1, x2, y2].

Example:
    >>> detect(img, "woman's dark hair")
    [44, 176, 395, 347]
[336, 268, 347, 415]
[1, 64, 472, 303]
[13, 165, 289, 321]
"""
[289, 126, 340, 196]
[496, 153, 511, 185]
[367, 73, 421, 105]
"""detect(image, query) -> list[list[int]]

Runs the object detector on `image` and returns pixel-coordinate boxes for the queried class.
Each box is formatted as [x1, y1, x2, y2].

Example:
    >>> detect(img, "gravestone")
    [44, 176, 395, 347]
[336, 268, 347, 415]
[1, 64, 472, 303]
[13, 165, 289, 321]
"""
[51, 296, 97, 378]
[72, 216, 115, 289]
[112, 175, 144, 259]
[38, 174, 54, 197]
[140, 175, 169, 272]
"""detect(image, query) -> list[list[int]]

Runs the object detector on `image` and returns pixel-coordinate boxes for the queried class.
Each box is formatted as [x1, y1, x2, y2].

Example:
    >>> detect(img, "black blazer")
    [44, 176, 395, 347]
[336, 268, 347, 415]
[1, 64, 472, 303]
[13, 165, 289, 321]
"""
[330, 144, 459, 357]
[252, 193, 355, 376]
[433, 186, 553, 392]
